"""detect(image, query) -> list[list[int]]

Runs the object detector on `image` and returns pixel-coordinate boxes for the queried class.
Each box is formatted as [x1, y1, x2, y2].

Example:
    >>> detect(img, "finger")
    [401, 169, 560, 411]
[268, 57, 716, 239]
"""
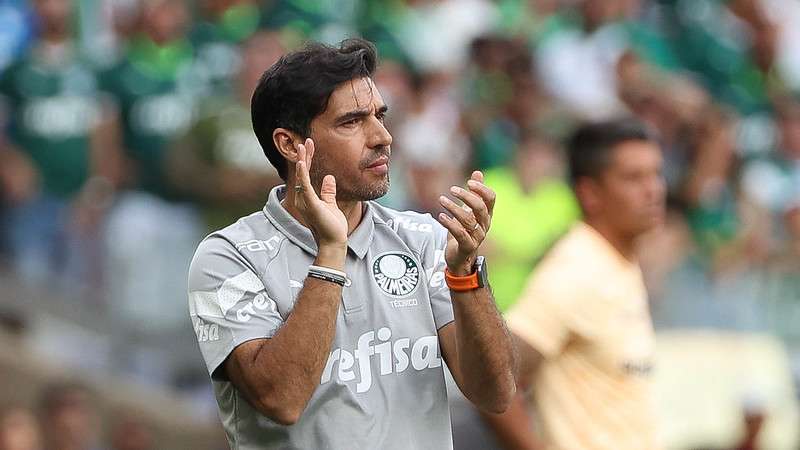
[466, 179, 496, 217]
[295, 144, 317, 204]
[449, 186, 490, 230]
[437, 213, 477, 252]
[439, 195, 480, 234]
[294, 161, 306, 210]
[319, 174, 337, 205]
[305, 138, 315, 170]
[296, 139, 306, 165]
[471, 170, 483, 183]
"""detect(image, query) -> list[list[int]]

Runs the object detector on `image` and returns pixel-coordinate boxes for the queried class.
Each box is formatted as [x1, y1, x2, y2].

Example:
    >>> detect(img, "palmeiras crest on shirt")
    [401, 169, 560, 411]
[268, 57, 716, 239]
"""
[371, 252, 420, 298]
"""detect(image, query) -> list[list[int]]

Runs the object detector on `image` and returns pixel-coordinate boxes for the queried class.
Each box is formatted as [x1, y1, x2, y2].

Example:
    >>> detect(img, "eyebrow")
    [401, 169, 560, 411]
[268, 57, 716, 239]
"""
[335, 104, 389, 124]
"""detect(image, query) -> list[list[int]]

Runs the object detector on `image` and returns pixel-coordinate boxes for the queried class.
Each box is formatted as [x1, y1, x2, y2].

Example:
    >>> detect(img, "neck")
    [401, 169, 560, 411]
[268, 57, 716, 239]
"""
[515, 165, 537, 194]
[584, 217, 638, 262]
[282, 184, 364, 236]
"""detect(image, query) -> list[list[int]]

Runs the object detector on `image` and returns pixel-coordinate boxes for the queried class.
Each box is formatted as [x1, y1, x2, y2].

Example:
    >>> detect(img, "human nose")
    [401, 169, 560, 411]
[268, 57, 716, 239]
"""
[367, 116, 392, 149]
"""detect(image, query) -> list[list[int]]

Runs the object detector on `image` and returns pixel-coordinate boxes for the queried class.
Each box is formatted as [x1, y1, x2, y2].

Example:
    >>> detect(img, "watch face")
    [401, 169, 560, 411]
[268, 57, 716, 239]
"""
[476, 256, 488, 288]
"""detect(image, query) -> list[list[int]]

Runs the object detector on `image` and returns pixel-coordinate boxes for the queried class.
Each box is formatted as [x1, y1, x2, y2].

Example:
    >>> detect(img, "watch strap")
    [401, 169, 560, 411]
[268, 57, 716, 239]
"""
[445, 267, 480, 291]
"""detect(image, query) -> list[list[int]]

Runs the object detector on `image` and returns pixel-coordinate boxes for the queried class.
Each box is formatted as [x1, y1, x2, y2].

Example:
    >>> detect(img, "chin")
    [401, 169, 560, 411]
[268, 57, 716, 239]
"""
[343, 177, 390, 202]
[637, 217, 664, 235]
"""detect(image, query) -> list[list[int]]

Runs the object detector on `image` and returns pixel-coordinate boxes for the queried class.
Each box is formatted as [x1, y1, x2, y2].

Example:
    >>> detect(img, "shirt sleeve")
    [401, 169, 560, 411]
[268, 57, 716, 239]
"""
[188, 236, 284, 380]
[504, 269, 576, 358]
[425, 222, 454, 330]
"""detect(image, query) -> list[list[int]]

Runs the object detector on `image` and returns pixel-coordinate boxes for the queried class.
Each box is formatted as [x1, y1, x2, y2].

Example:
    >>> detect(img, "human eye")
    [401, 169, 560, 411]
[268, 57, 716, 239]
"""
[340, 117, 361, 128]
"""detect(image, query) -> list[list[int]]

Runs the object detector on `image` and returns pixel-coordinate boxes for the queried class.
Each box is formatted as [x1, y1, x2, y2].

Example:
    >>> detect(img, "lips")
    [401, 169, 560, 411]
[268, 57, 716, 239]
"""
[366, 156, 389, 169]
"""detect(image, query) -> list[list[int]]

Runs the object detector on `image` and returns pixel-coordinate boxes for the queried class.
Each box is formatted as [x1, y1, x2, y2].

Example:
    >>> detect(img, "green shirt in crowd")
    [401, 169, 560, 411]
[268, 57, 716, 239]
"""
[0, 44, 102, 198]
[191, 2, 262, 94]
[484, 167, 580, 312]
[100, 36, 204, 198]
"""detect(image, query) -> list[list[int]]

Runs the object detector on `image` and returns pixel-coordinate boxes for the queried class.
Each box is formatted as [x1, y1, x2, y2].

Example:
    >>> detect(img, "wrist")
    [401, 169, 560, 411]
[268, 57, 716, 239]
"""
[445, 256, 488, 291]
[447, 257, 476, 276]
[315, 243, 347, 271]
[447, 264, 473, 277]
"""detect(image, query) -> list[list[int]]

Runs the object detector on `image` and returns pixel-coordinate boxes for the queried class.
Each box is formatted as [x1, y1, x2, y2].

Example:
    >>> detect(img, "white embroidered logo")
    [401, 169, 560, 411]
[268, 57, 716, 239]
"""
[321, 327, 442, 393]
[372, 252, 420, 298]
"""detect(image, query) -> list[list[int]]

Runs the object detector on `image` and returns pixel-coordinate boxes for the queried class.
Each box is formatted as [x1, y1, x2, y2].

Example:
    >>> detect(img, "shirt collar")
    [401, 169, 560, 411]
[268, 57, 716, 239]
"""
[262, 185, 375, 259]
[576, 221, 639, 270]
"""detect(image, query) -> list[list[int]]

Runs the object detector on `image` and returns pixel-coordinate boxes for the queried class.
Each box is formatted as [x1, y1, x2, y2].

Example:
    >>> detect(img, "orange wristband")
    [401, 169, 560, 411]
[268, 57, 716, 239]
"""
[444, 268, 480, 291]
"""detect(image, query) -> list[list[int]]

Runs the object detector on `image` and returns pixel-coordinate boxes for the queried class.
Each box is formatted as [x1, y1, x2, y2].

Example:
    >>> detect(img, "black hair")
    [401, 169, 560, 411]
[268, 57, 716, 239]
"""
[251, 38, 378, 180]
[566, 118, 653, 186]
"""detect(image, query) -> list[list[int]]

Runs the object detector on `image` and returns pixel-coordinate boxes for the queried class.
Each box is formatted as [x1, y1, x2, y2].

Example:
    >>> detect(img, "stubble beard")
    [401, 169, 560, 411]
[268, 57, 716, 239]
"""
[309, 161, 390, 203]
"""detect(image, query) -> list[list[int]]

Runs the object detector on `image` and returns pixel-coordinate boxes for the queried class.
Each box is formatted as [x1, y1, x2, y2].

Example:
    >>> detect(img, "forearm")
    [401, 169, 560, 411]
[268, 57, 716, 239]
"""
[480, 392, 543, 450]
[451, 286, 516, 412]
[245, 246, 346, 421]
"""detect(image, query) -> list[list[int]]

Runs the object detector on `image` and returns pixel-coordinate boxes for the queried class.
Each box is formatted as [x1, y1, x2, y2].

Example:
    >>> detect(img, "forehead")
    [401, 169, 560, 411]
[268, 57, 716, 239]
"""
[324, 77, 385, 116]
[608, 140, 662, 169]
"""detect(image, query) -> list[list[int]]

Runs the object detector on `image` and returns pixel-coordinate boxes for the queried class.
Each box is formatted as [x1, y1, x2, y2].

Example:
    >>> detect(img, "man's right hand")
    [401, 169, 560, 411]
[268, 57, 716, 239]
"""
[293, 138, 348, 254]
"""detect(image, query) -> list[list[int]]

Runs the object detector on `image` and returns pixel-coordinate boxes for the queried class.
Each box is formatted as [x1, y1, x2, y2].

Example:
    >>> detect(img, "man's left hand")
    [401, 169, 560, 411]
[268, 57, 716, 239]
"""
[437, 171, 496, 276]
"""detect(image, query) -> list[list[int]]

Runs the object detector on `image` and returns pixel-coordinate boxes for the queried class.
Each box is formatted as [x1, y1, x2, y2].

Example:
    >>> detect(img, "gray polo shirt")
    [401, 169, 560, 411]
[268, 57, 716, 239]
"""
[188, 185, 456, 450]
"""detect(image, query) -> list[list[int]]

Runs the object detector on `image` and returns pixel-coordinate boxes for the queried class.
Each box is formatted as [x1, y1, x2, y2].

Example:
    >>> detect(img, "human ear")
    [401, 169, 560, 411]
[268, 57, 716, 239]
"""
[272, 128, 304, 163]
[575, 178, 601, 216]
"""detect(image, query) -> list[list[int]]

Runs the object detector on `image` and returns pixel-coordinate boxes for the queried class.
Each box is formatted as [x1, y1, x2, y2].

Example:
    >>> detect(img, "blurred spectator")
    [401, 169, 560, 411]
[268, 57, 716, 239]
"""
[167, 30, 284, 231]
[763, 0, 800, 92]
[482, 119, 666, 450]
[108, 415, 153, 450]
[463, 35, 568, 170]
[0, 0, 31, 72]
[0, 0, 121, 291]
[38, 382, 101, 450]
[191, 0, 263, 94]
[534, 0, 631, 119]
[394, 0, 498, 74]
[100, 0, 205, 339]
[616, 50, 711, 196]
[261, 0, 358, 43]
[665, 0, 781, 114]
[681, 107, 768, 275]
[741, 96, 800, 257]
[0, 406, 42, 450]
[371, 59, 416, 210]
[483, 133, 579, 312]
[394, 72, 470, 213]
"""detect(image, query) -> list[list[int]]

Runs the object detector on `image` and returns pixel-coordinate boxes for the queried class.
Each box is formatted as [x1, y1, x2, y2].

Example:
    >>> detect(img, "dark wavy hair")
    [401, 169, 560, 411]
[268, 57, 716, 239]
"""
[251, 38, 378, 180]
[567, 118, 653, 186]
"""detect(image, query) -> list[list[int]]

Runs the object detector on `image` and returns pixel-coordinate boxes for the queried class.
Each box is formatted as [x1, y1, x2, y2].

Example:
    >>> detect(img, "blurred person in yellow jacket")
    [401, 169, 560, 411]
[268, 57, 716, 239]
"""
[482, 118, 666, 450]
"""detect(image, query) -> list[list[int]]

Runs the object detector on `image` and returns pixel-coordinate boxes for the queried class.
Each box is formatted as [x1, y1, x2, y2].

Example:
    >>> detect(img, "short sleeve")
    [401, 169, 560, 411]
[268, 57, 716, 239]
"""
[505, 269, 576, 358]
[425, 222, 454, 330]
[188, 236, 284, 379]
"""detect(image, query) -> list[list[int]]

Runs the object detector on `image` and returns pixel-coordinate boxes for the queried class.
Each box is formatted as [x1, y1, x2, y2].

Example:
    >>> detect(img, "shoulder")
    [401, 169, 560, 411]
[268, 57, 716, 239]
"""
[525, 226, 604, 294]
[192, 211, 283, 268]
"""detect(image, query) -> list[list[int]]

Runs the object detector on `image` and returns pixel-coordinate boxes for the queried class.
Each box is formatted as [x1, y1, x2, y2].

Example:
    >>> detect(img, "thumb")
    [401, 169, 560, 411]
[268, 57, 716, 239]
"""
[319, 174, 337, 205]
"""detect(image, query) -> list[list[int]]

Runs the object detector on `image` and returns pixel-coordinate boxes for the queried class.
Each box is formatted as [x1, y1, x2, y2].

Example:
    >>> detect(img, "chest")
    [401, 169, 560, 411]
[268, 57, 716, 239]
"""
[6, 64, 100, 139]
[569, 282, 656, 376]
[113, 65, 201, 139]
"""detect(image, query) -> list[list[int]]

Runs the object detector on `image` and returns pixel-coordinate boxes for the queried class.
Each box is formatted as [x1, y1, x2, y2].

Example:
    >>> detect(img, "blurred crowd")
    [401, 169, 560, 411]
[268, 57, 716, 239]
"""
[2, 0, 800, 445]
[0, 382, 158, 450]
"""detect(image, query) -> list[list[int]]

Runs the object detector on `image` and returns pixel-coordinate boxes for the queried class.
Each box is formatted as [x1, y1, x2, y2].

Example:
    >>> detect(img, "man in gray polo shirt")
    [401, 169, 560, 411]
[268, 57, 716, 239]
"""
[187, 38, 515, 449]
